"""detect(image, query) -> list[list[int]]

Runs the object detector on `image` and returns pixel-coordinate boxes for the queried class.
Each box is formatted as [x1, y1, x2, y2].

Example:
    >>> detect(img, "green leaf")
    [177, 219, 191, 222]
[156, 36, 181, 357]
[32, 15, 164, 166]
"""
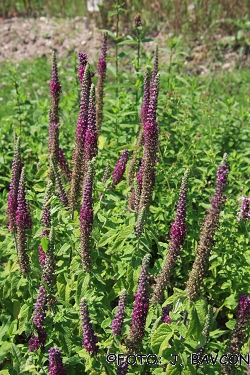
[17, 303, 32, 334]
[151, 324, 174, 356]
[0, 341, 11, 362]
[40, 236, 49, 253]
[117, 40, 138, 45]
[186, 305, 202, 338]
[0, 315, 11, 341]
[76, 272, 90, 305]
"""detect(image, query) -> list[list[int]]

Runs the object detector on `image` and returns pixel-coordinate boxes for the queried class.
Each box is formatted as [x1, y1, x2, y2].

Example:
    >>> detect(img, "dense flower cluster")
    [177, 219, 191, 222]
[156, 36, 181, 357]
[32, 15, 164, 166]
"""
[69, 64, 91, 212]
[126, 254, 150, 351]
[117, 361, 129, 375]
[152, 169, 189, 304]
[42, 227, 56, 306]
[237, 196, 250, 221]
[48, 119, 60, 163]
[111, 289, 127, 336]
[111, 149, 129, 188]
[7, 135, 22, 233]
[96, 32, 107, 133]
[48, 347, 67, 375]
[80, 298, 98, 356]
[80, 159, 95, 271]
[15, 167, 32, 275]
[84, 84, 98, 173]
[134, 13, 142, 28]
[78, 52, 88, 85]
[224, 294, 250, 374]
[50, 51, 61, 124]
[29, 284, 47, 351]
[186, 154, 229, 301]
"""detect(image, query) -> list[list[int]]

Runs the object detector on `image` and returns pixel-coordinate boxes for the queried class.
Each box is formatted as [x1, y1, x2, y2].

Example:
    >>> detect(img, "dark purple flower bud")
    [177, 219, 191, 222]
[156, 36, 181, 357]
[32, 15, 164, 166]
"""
[186, 154, 229, 301]
[152, 169, 189, 304]
[237, 196, 250, 221]
[84, 84, 98, 172]
[117, 361, 129, 375]
[29, 284, 47, 351]
[126, 254, 150, 351]
[7, 135, 22, 233]
[111, 289, 127, 336]
[134, 13, 142, 28]
[48, 347, 67, 375]
[111, 149, 129, 188]
[50, 51, 61, 124]
[51, 157, 68, 207]
[58, 148, 71, 182]
[78, 52, 88, 85]
[80, 298, 98, 356]
[161, 306, 172, 323]
[80, 159, 95, 271]
[224, 295, 250, 375]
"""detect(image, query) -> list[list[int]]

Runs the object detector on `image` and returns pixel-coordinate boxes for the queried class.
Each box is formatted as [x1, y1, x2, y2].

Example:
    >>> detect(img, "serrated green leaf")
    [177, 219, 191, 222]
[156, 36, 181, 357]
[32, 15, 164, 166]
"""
[151, 324, 174, 355]
[17, 304, 32, 334]
[76, 272, 90, 305]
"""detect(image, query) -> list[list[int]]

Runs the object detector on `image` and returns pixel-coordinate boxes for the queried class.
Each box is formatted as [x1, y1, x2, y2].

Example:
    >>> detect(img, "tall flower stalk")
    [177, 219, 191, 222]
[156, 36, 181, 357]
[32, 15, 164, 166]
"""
[111, 289, 127, 336]
[96, 32, 107, 134]
[126, 254, 150, 351]
[51, 157, 68, 207]
[80, 298, 98, 356]
[152, 169, 190, 304]
[39, 180, 53, 266]
[15, 167, 32, 276]
[135, 73, 160, 237]
[79, 159, 95, 271]
[224, 294, 250, 375]
[186, 154, 229, 301]
[50, 51, 61, 124]
[29, 284, 47, 351]
[43, 226, 56, 306]
[7, 134, 22, 233]
[69, 63, 91, 214]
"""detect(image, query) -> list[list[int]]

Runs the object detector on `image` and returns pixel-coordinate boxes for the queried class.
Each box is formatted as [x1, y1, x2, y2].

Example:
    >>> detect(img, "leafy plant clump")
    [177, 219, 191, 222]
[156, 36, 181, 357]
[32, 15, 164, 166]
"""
[0, 17, 250, 375]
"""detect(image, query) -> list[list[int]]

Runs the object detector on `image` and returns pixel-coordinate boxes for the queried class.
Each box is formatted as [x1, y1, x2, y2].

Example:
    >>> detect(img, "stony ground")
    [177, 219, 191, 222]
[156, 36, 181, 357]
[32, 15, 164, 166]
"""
[1, 16, 249, 73]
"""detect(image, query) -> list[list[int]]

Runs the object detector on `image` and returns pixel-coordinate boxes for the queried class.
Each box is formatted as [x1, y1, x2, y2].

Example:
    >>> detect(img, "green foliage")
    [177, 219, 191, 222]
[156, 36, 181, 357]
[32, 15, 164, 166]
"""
[0, 20, 250, 375]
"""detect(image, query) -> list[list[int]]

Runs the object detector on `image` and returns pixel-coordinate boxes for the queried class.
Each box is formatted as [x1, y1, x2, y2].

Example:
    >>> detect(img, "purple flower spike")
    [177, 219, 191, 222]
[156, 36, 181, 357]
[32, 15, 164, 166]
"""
[29, 284, 47, 351]
[78, 52, 88, 85]
[51, 157, 68, 207]
[15, 167, 32, 275]
[50, 51, 61, 124]
[117, 361, 129, 375]
[224, 294, 250, 375]
[186, 154, 229, 301]
[48, 347, 67, 375]
[152, 169, 189, 304]
[84, 84, 98, 173]
[111, 149, 129, 188]
[150, 45, 158, 96]
[80, 298, 98, 356]
[140, 67, 151, 129]
[111, 289, 127, 336]
[7, 135, 22, 233]
[237, 196, 250, 221]
[42, 227, 56, 306]
[80, 159, 95, 271]
[126, 254, 150, 351]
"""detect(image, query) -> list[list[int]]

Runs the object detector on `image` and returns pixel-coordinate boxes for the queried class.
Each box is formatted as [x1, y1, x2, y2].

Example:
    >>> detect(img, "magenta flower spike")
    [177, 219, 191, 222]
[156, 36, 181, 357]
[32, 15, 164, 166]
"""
[84, 84, 98, 173]
[111, 149, 129, 188]
[69, 63, 91, 212]
[111, 289, 127, 336]
[80, 298, 98, 356]
[152, 169, 189, 304]
[15, 166, 32, 275]
[29, 284, 47, 351]
[80, 159, 95, 271]
[224, 294, 250, 374]
[140, 66, 151, 130]
[126, 254, 150, 351]
[96, 32, 107, 133]
[186, 154, 229, 301]
[50, 51, 61, 124]
[7, 135, 22, 233]
[48, 347, 67, 375]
